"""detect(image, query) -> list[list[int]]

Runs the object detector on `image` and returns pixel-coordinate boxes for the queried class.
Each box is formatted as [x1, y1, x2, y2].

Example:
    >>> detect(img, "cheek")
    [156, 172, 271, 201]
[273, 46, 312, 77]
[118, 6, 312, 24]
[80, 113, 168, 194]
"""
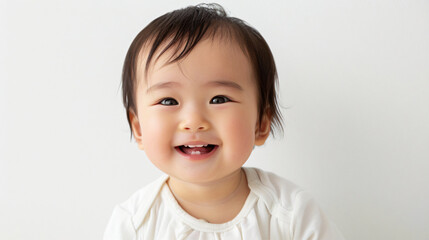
[221, 110, 257, 161]
[139, 113, 175, 162]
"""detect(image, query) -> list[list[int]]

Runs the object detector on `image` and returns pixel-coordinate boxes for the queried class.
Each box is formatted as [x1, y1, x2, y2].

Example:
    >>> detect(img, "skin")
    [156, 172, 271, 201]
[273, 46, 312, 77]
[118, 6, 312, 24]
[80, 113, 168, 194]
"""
[129, 37, 271, 223]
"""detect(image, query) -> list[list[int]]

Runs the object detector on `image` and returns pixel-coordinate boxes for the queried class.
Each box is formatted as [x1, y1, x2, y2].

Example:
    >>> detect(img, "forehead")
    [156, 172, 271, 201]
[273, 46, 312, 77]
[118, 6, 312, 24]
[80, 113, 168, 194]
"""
[135, 36, 254, 86]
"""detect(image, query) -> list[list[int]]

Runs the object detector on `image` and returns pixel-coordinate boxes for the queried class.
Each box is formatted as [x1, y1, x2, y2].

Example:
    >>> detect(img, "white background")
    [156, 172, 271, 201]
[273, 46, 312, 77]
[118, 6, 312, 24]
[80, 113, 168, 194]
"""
[1, 0, 428, 239]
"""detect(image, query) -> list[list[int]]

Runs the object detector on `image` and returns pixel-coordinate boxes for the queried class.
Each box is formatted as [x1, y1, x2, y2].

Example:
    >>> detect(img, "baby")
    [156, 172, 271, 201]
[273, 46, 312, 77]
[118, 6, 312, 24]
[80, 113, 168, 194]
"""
[104, 4, 344, 240]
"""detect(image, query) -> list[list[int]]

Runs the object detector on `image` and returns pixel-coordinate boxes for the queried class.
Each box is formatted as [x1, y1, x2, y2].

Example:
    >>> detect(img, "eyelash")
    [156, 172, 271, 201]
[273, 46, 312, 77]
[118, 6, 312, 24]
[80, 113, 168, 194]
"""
[157, 95, 232, 106]
[158, 98, 178, 106]
[210, 95, 231, 104]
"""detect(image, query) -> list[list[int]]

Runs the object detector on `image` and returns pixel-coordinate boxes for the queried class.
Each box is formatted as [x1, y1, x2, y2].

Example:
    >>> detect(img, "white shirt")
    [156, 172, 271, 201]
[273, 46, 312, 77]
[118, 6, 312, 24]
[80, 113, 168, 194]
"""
[104, 168, 344, 240]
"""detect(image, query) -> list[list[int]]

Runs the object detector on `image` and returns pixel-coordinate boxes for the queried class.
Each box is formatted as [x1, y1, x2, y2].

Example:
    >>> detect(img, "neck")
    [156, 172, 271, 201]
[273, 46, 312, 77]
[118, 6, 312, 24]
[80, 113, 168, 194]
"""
[168, 169, 245, 205]
[167, 169, 250, 223]
[170, 169, 244, 206]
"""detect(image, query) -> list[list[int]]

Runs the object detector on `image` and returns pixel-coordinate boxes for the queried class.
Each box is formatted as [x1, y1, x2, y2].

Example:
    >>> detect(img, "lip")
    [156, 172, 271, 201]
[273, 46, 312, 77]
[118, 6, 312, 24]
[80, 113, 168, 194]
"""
[174, 144, 219, 161]
[177, 141, 214, 146]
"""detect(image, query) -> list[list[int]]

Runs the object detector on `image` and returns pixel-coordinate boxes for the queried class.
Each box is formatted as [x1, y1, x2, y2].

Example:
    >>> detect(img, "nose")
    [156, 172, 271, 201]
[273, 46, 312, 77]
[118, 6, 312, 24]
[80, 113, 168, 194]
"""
[178, 110, 210, 132]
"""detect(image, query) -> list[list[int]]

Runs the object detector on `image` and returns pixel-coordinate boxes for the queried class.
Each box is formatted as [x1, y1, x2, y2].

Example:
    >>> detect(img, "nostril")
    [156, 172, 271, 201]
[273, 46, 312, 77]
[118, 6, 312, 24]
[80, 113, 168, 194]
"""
[179, 122, 209, 131]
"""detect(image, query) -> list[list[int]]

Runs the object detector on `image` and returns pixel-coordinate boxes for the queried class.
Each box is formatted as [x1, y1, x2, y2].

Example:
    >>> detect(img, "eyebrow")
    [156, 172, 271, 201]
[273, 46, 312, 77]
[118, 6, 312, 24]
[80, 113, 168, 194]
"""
[146, 81, 181, 93]
[146, 80, 243, 93]
[206, 80, 243, 91]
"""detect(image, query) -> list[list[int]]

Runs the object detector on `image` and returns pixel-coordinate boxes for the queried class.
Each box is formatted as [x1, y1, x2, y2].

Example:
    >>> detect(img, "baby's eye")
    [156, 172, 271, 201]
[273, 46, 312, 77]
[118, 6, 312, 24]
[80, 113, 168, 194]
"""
[210, 95, 231, 104]
[159, 98, 178, 106]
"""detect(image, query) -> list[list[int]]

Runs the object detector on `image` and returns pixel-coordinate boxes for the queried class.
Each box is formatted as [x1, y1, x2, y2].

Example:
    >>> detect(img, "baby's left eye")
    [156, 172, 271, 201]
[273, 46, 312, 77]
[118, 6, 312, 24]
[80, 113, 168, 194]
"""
[210, 95, 231, 104]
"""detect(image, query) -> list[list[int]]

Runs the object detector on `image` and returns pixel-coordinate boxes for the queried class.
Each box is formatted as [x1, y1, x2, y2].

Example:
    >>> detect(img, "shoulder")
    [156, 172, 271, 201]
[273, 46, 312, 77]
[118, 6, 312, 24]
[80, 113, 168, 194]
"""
[245, 167, 305, 212]
[245, 167, 344, 240]
[118, 175, 168, 220]
[103, 175, 168, 240]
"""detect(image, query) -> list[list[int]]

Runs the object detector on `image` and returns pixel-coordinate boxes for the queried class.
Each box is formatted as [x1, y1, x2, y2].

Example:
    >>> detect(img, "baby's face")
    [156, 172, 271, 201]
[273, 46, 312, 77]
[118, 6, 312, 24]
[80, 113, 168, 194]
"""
[130, 38, 270, 184]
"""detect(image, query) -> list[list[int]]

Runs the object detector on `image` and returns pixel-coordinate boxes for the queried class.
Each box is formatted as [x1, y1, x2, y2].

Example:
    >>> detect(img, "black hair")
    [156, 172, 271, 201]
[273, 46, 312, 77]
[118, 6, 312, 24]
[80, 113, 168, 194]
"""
[122, 3, 283, 137]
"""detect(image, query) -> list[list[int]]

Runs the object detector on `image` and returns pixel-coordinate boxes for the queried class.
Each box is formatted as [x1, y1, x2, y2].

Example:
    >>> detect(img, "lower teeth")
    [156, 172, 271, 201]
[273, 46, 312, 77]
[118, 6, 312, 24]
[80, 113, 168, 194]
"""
[191, 151, 201, 155]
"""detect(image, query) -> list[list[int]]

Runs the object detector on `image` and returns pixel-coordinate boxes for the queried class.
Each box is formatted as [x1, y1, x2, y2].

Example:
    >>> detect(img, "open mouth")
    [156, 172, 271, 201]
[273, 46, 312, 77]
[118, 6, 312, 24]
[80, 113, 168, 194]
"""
[175, 144, 217, 155]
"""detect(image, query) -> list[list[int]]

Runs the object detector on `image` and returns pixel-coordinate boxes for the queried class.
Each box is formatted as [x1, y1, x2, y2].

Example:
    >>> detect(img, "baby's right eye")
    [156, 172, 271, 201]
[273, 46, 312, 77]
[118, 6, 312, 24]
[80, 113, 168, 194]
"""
[159, 98, 178, 106]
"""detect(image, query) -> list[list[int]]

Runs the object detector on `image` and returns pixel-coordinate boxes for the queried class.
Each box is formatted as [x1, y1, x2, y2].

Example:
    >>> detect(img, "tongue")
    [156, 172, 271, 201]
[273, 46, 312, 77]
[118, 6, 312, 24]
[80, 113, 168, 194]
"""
[181, 146, 213, 155]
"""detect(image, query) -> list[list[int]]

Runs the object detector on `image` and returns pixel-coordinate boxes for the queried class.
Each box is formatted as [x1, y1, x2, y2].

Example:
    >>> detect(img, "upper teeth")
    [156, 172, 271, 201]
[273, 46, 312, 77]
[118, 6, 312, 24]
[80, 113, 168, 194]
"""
[184, 144, 208, 148]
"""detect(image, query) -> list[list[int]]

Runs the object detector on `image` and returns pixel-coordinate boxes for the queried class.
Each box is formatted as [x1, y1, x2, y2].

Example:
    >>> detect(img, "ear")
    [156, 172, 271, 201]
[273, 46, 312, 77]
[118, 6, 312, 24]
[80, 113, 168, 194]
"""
[129, 110, 144, 150]
[254, 114, 271, 146]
